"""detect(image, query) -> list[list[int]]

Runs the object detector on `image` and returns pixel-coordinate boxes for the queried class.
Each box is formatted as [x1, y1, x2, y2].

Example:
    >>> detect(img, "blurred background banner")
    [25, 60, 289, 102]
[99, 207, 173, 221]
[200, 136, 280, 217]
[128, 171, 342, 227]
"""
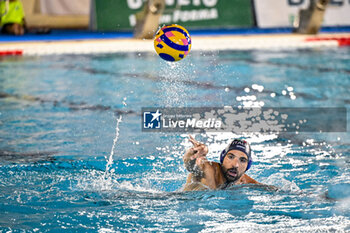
[91, 0, 254, 31]
[39, 0, 90, 15]
[22, 0, 90, 29]
[254, 0, 350, 28]
[19, 0, 350, 32]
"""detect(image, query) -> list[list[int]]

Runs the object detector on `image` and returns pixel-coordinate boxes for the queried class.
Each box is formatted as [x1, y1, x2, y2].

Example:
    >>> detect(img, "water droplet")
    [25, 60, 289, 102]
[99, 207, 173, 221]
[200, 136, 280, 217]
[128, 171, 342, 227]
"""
[252, 84, 264, 92]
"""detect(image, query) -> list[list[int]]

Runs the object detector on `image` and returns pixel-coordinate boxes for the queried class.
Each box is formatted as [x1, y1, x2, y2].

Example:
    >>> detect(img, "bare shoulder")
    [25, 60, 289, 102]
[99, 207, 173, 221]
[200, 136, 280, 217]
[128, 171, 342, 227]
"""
[241, 174, 260, 184]
[241, 174, 279, 191]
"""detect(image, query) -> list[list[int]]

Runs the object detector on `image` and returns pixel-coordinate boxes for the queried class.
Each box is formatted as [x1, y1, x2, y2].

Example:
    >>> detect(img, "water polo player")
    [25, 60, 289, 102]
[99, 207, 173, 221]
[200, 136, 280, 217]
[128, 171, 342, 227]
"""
[183, 135, 260, 191]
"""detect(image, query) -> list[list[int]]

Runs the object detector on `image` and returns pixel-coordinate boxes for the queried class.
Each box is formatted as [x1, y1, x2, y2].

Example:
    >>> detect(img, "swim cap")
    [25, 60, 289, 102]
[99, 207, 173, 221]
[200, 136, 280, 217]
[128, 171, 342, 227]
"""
[219, 139, 252, 171]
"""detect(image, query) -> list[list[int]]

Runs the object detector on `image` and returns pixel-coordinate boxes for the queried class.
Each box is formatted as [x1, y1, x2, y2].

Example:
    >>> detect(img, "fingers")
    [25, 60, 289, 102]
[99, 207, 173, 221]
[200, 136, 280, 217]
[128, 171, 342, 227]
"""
[188, 135, 203, 147]
[192, 145, 205, 152]
[188, 135, 208, 159]
[188, 135, 199, 146]
[191, 145, 208, 158]
[186, 145, 204, 155]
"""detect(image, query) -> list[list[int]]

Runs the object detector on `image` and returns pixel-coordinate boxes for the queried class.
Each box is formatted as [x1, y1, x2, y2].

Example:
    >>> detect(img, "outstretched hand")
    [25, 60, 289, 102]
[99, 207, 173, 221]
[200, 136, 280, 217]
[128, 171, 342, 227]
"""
[183, 135, 215, 183]
[188, 135, 208, 165]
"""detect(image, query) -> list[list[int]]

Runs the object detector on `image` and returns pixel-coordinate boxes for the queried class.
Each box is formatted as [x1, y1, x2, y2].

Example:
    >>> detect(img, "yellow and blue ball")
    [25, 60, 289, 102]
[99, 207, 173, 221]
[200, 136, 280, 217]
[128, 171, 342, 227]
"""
[154, 24, 191, 62]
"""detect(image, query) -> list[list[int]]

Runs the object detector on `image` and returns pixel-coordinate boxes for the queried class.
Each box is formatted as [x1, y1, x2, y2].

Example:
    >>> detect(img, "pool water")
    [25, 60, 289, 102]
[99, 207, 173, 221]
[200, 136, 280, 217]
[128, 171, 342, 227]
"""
[0, 47, 350, 232]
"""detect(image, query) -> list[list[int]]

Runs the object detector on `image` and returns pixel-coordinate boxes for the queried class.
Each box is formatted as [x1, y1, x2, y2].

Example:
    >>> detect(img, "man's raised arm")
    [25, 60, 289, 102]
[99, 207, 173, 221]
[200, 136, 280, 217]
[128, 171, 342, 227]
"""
[183, 135, 208, 177]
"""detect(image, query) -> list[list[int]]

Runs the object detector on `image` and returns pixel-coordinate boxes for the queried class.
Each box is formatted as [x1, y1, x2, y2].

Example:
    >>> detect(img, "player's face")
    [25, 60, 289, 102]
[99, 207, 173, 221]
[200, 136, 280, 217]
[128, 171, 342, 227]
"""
[221, 150, 248, 183]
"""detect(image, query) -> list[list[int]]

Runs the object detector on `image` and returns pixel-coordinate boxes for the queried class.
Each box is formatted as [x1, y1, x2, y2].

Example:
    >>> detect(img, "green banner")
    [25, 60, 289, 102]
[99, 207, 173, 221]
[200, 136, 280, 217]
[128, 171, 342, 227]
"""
[94, 0, 253, 31]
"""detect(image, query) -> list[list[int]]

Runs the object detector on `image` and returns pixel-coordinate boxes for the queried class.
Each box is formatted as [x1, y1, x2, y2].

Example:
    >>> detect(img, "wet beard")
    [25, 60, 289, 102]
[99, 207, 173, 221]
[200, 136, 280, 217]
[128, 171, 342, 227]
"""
[224, 168, 241, 183]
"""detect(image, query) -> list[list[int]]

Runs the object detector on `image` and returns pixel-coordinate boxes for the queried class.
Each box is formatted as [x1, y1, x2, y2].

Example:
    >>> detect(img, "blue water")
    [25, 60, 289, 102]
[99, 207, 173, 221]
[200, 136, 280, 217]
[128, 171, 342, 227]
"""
[0, 47, 350, 232]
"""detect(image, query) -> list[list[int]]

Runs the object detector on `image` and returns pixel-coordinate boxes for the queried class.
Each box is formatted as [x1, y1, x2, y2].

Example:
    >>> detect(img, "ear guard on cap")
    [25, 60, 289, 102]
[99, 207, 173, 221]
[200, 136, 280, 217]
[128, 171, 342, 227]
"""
[246, 160, 252, 171]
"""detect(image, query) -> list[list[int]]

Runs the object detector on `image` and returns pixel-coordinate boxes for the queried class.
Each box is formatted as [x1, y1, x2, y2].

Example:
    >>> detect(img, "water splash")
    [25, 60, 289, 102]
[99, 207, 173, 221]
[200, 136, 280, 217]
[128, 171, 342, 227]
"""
[100, 114, 123, 189]
[158, 61, 191, 107]
[263, 173, 301, 193]
[104, 115, 122, 178]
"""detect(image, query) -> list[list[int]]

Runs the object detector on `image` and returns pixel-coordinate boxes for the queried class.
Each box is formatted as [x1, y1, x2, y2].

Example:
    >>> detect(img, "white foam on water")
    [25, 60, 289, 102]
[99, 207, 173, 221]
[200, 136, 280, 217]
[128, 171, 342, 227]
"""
[200, 215, 350, 233]
[117, 180, 163, 194]
[335, 197, 350, 215]
[98, 228, 115, 233]
[263, 173, 301, 193]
